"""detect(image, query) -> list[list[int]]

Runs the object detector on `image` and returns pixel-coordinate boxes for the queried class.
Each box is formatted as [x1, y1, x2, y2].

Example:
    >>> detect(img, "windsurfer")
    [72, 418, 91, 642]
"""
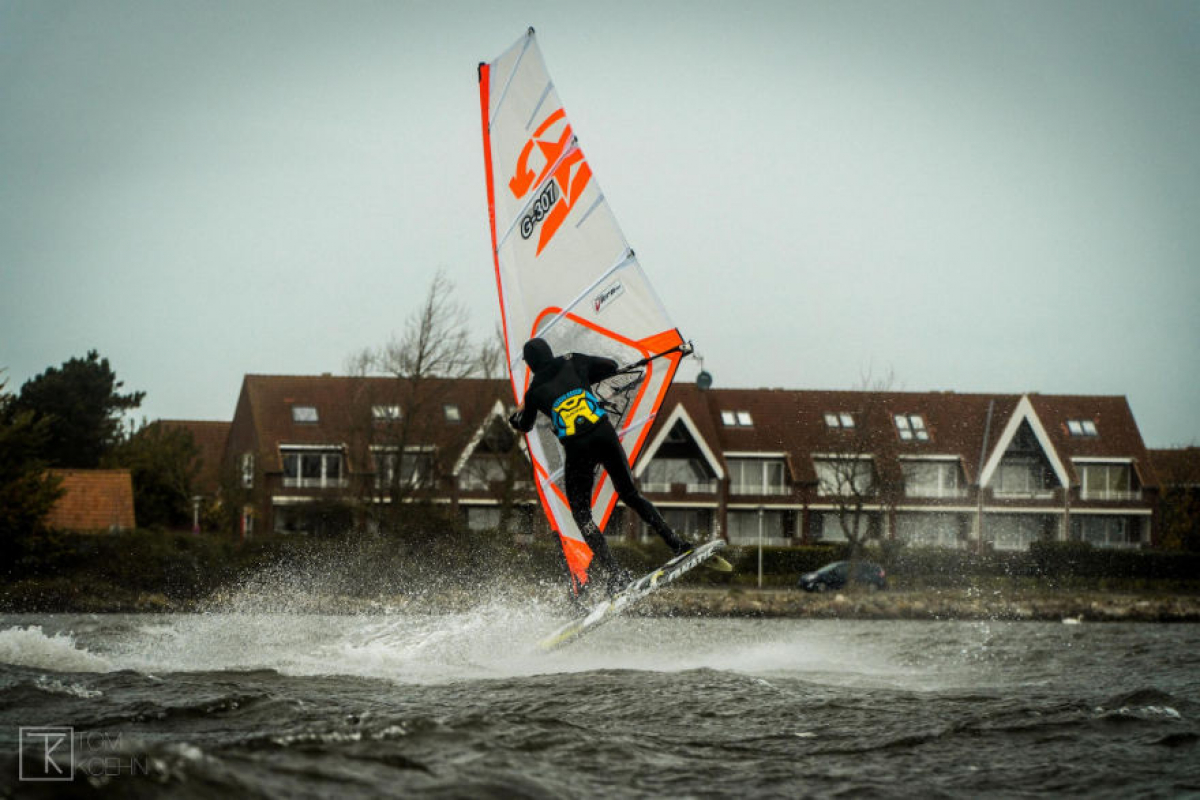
[509, 337, 692, 594]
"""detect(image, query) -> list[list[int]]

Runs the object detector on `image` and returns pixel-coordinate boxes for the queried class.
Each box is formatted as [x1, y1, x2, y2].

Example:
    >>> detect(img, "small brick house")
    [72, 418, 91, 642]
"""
[45, 469, 136, 532]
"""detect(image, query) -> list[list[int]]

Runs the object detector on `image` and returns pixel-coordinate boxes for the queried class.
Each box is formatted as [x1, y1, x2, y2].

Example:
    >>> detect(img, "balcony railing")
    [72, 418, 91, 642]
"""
[730, 484, 790, 496]
[642, 480, 720, 494]
[1080, 489, 1142, 502]
[992, 488, 1057, 500]
[905, 486, 970, 499]
[282, 477, 350, 489]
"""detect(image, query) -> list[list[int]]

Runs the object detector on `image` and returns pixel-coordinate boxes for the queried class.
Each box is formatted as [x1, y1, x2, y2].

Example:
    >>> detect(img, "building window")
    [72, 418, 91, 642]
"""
[241, 453, 254, 489]
[444, 404, 461, 423]
[994, 457, 1054, 497]
[281, 448, 347, 488]
[895, 414, 929, 441]
[373, 405, 401, 422]
[642, 458, 716, 493]
[459, 454, 508, 490]
[726, 509, 785, 543]
[811, 510, 882, 542]
[896, 512, 967, 549]
[466, 506, 502, 532]
[292, 405, 319, 423]
[375, 449, 433, 490]
[1067, 419, 1099, 437]
[721, 410, 753, 427]
[984, 515, 1051, 551]
[824, 412, 855, 429]
[1071, 516, 1136, 548]
[814, 457, 875, 496]
[901, 460, 965, 498]
[728, 458, 788, 495]
[1078, 463, 1136, 500]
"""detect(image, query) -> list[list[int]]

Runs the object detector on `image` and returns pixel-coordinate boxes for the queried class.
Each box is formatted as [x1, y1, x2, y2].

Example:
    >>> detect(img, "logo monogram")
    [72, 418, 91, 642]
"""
[19, 727, 74, 782]
[509, 108, 593, 255]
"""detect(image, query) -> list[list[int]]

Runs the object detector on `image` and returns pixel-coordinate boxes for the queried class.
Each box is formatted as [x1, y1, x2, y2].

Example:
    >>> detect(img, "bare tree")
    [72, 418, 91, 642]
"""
[348, 271, 512, 534]
[813, 372, 901, 573]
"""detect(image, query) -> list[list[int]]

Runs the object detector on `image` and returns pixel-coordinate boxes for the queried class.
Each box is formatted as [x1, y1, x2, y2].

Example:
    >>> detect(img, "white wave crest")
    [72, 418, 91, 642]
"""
[0, 625, 113, 673]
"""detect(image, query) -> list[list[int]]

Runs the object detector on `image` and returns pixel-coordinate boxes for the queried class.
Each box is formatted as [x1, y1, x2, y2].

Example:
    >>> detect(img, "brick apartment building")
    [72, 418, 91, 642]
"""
[181, 374, 1160, 551]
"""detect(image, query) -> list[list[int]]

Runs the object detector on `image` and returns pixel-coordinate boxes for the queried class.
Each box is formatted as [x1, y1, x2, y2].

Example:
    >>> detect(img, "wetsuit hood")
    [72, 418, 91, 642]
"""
[523, 338, 555, 373]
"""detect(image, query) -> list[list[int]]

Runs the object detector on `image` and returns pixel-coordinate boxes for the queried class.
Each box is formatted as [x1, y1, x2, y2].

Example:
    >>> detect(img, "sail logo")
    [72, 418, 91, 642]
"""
[520, 180, 559, 241]
[508, 108, 593, 255]
[593, 280, 624, 314]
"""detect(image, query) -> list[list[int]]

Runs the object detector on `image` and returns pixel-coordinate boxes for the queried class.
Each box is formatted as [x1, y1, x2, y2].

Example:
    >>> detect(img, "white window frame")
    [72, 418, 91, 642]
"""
[727, 455, 789, 496]
[895, 413, 929, 442]
[813, 455, 876, 497]
[372, 405, 401, 422]
[1067, 419, 1099, 437]
[281, 445, 347, 489]
[721, 410, 754, 428]
[374, 446, 435, 490]
[1076, 460, 1138, 501]
[900, 457, 965, 498]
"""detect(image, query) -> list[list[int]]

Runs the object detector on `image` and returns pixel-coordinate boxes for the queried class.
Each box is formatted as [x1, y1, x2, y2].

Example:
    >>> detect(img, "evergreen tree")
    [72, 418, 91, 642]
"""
[11, 350, 144, 468]
[0, 376, 63, 543]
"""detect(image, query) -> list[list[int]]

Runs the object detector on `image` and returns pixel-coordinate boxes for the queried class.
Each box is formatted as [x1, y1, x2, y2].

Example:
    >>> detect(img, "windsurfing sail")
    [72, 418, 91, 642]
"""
[478, 29, 688, 594]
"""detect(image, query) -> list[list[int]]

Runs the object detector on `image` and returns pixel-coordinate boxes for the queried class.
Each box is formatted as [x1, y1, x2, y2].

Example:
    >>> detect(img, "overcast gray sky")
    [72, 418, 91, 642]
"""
[2, 0, 1197, 447]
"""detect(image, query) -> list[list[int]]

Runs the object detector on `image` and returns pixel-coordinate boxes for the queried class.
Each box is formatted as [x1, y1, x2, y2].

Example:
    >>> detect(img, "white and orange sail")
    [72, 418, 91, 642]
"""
[478, 29, 688, 592]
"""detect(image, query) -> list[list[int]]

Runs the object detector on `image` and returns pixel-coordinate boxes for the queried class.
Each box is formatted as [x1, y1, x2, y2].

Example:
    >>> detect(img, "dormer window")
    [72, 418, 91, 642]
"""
[825, 412, 855, 429]
[373, 405, 401, 422]
[292, 405, 319, 424]
[895, 414, 929, 441]
[1067, 419, 1098, 437]
[721, 410, 753, 427]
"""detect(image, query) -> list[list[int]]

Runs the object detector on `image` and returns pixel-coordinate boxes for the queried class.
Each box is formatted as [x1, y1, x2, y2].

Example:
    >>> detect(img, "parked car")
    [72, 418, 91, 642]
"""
[798, 560, 887, 592]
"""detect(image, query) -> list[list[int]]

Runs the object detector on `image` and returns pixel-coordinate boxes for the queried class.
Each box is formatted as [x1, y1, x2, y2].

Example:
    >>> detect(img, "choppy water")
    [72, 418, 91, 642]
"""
[1, 602, 1198, 798]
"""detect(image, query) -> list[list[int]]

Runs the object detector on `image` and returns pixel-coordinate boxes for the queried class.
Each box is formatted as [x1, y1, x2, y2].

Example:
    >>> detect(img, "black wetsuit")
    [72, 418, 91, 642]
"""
[511, 340, 687, 579]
